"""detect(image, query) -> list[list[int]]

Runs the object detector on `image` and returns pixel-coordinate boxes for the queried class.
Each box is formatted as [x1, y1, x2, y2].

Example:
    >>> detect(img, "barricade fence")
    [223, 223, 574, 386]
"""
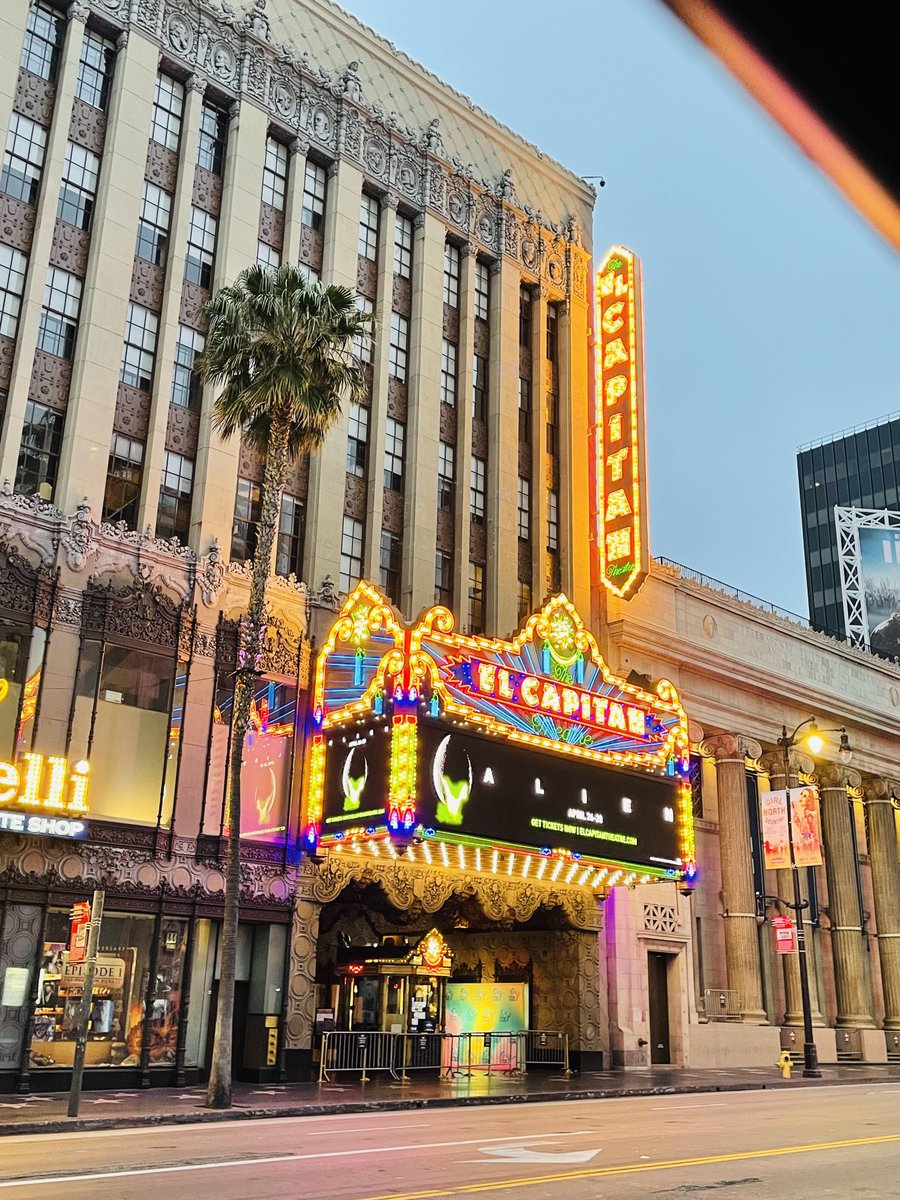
[318, 1029, 570, 1083]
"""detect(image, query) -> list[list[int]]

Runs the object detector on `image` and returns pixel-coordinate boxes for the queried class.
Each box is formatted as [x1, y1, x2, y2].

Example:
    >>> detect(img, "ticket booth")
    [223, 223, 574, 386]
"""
[334, 930, 452, 1033]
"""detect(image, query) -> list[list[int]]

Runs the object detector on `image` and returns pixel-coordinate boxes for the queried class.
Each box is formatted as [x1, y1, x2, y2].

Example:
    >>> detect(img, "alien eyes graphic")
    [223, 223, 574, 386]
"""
[341, 746, 368, 812]
[433, 734, 473, 826]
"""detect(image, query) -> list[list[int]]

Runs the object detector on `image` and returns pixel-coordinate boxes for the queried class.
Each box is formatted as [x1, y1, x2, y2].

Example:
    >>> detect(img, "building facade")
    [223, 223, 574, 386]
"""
[1, 0, 900, 1095]
[798, 412, 900, 641]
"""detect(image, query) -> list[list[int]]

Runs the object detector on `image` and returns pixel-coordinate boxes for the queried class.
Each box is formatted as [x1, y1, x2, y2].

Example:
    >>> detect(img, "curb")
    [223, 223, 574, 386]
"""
[3, 1073, 896, 1137]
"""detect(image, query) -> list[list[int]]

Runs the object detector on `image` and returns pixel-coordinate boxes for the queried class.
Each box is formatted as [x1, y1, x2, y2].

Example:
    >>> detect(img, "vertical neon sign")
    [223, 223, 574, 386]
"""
[594, 246, 649, 598]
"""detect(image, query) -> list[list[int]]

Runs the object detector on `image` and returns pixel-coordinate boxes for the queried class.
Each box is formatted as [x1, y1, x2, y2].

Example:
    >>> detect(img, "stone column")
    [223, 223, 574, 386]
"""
[451, 245, 476, 612]
[761, 751, 824, 1026]
[284, 871, 323, 1079]
[281, 138, 308, 267]
[818, 764, 874, 1027]
[700, 734, 767, 1021]
[864, 779, 900, 1029]
[485, 255, 518, 637]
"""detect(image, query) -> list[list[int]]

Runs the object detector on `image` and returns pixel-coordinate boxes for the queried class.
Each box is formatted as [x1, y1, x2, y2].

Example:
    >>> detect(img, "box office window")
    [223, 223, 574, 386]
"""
[204, 677, 297, 843]
[69, 643, 175, 826]
[30, 911, 188, 1069]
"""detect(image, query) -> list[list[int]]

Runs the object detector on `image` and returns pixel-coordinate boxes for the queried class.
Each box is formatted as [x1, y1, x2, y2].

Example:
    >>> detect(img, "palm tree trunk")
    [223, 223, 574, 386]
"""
[205, 415, 292, 1109]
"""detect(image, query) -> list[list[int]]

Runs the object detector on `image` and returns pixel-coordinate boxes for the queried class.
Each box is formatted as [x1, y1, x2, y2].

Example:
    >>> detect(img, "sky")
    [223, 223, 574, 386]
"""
[346, 0, 900, 617]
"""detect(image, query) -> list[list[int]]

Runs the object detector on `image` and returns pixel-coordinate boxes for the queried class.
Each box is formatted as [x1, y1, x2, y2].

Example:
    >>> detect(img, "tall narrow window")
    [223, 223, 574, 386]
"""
[470, 456, 485, 524]
[354, 296, 374, 363]
[388, 312, 408, 382]
[1, 115, 48, 205]
[276, 494, 305, 578]
[546, 303, 559, 363]
[20, 2, 65, 83]
[150, 75, 184, 151]
[546, 390, 559, 457]
[443, 244, 460, 307]
[0, 244, 28, 340]
[468, 562, 484, 635]
[340, 516, 364, 593]
[135, 181, 171, 266]
[472, 353, 488, 422]
[518, 583, 532, 628]
[197, 102, 228, 175]
[438, 441, 455, 512]
[262, 137, 288, 209]
[435, 551, 452, 606]
[58, 141, 100, 230]
[171, 326, 205, 409]
[120, 303, 158, 391]
[518, 377, 531, 443]
[302, 161, 326, 230]
[346, 402, 368, 477]
[37, 268, 81, 360]
[185, 206, 217, 288]
[440, 339, 457, 407]
[519, 287, 532, 346]
[231, 478, 261, 562]
[157, 451, 194, 541]
[256, 241, 280, 269]
[548, 489, 559, 551]
[102, 434, 144, 527]
[380, 531, 401, 603]
[15, 401, 63, 496]
[358, 194, 379, 260]
[517, 477, 530, 540]
[393, 214, 413, 278]
[474, 261, 490, 321]
[75, 30, 115, 110]
[384, 417, 405, 492]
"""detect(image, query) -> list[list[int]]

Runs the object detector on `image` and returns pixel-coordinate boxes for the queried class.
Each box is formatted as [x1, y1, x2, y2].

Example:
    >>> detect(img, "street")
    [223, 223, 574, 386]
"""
[1, 1084, 898, 1199]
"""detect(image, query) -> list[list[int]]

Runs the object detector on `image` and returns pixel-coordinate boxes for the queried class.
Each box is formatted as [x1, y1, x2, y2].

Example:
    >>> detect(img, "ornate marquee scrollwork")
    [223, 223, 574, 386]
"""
[294, 856, 603, 932]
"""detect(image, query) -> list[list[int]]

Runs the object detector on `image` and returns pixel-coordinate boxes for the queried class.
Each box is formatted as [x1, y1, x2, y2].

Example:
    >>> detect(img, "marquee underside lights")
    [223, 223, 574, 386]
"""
[303, 584, 694, 886]
[593, 245, 650, 599]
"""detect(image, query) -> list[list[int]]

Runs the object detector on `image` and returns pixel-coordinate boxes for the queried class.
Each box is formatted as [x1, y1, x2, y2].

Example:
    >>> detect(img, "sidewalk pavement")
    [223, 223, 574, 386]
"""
[2, 1063, 899, 1136]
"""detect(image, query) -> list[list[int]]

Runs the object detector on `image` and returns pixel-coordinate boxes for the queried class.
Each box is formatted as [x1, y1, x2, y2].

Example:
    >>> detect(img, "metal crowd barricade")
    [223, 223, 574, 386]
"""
[318, 1031, 400, 1083]
[520, 1030, 571, 1074]
[318, 1029, 570, 1083]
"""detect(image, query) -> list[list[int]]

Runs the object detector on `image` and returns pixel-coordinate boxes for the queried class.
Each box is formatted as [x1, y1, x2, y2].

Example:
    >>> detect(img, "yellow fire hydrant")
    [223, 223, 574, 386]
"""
[777, 1051, 793, 1080]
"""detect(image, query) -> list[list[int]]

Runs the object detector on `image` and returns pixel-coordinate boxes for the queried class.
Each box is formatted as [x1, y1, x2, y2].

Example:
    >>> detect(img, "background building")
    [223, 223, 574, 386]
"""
[798, 412, 900, 642]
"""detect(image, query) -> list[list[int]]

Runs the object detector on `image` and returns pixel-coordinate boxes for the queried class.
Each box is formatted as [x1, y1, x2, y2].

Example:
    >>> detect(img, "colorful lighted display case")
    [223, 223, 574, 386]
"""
[304, 584, 695, 887]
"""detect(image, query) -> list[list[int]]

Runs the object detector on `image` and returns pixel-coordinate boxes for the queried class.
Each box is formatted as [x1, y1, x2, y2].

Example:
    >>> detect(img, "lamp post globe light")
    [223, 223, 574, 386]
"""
[775, 718, 852, 1079]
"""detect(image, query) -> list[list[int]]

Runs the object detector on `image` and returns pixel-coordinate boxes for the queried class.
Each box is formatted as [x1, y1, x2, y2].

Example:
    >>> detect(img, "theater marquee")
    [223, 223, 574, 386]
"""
[593, 245, 650, 599]
[304, 585, 695, 887]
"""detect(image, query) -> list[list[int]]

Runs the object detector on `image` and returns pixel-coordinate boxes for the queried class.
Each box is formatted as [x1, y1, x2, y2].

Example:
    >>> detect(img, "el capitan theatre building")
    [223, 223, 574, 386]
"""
[293, 581, 695, 1073]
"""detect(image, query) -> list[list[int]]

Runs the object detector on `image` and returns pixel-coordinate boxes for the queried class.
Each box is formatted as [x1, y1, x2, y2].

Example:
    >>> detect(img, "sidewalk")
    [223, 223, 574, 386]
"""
[2, 1063, 900, 1136]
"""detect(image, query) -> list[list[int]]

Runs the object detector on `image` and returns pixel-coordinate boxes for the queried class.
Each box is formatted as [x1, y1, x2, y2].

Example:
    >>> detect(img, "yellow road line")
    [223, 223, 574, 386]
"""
[360, 1132, 900, 1200]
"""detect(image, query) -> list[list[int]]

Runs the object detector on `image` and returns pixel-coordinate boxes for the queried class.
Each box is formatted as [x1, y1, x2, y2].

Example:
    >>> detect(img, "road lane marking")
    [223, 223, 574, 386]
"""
[476, 1145, 602, 1164]
[357, 1132, 900, 1200]
[0, 1131, 590, 1188]
[650, 1102, 726, 1110]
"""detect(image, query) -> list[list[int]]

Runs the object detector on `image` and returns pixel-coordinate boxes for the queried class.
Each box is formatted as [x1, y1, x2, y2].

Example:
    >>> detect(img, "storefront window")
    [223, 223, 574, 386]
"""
[69, 642, 174, 825]
[204, 677, 296, 842]
[0, 620, 44, 757]
[148, 918, 188, 1066]
[0, 902, 43, 1068]
[30, 910, 154, 1068]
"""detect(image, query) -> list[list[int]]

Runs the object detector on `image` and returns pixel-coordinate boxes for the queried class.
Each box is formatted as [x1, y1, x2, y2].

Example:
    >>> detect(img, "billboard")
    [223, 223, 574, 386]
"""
[836, 507, 900, 655]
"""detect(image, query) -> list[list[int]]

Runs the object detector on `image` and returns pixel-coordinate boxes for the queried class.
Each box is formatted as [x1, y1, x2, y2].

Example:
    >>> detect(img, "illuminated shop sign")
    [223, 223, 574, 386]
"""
[593, 245, 649, 599]
[0, 754, 90, 814]
[305, 584, 694, 883]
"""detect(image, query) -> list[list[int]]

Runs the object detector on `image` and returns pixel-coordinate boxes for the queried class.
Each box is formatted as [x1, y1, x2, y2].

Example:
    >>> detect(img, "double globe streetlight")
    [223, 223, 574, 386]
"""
[773, 718, 852, 1079]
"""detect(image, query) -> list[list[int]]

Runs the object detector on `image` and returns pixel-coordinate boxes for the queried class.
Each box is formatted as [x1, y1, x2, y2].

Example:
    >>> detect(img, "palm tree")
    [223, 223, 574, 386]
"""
[195, 264, 373, 1108]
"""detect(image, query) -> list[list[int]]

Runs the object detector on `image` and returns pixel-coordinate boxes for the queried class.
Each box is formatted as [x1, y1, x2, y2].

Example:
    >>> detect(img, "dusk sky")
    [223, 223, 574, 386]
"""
[347, 0, 900, 618]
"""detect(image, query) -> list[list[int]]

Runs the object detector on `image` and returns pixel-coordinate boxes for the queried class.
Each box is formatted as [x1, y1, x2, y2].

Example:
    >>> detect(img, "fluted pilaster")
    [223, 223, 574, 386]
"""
[817, 764, 873, 1027]
[700, 733, 766, 1022]
[865, 779, 900, 1029]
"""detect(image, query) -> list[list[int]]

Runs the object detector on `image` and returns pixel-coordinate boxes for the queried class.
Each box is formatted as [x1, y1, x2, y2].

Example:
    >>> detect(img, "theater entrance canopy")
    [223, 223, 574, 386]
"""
[303, 585, 696, 896]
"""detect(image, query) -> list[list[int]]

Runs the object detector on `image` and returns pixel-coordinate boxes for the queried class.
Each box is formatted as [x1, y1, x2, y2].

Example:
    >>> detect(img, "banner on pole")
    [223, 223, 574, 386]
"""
[790, 785, 823, 867]
[68, 900, 91, 964]
[760, 789, 790, 869]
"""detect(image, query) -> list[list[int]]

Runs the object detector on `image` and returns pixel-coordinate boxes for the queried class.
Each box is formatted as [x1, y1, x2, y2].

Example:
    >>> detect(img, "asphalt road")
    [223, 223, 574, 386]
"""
[1, 1083, 899, 1199]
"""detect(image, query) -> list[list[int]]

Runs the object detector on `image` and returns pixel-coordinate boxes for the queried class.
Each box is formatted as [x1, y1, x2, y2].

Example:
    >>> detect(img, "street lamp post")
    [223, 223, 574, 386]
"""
[775, 719, 852, 1080]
